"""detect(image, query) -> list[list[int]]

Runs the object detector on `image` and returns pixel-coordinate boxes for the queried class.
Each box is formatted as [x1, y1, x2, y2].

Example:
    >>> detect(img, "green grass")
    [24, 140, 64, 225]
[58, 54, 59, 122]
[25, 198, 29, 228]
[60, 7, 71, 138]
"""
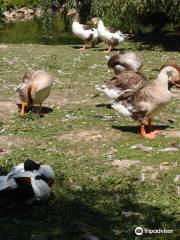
[0, 40, 180, 240]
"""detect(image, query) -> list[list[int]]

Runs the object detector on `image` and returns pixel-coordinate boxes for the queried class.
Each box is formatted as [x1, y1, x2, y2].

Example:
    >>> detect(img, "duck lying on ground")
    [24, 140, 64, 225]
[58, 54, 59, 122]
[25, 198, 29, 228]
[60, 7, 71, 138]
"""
[0, 159, 55, 205]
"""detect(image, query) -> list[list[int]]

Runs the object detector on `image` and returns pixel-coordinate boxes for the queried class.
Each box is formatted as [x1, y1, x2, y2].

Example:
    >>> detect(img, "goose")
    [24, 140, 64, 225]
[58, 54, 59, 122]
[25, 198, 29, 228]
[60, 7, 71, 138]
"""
[90, 17, 127, 52]
[16, 70, 52, 115]
[108, 51, 143, 74]
[111, 64, 180, 139]
[96, 52, 146, 102]
[0, 159, 55, 204]
[67, 8, 98, 50]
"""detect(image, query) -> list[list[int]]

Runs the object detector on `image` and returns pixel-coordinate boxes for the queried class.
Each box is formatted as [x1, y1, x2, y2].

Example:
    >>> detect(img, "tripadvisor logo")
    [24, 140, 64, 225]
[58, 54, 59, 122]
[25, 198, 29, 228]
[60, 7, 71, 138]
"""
[135, 227, 143, 236]
[135, 227, 174, 235]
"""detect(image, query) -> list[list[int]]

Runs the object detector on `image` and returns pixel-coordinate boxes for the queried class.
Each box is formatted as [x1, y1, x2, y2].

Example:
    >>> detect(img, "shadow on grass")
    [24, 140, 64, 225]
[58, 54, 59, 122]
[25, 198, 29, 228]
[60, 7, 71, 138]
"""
[131, 29, 180, 52]
[0, 180, 179, 240]
[70, 45, 101, 50]
[112, 124, 171, 134]
[94, 47, 126, 52]
[17, 104, 53, 117]
[95, 103, 112, 109]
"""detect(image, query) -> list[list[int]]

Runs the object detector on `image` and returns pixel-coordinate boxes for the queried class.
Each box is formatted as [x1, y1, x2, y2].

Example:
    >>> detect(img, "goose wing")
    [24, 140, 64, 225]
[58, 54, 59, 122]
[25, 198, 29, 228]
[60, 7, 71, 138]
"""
[106, 71, 147, 99]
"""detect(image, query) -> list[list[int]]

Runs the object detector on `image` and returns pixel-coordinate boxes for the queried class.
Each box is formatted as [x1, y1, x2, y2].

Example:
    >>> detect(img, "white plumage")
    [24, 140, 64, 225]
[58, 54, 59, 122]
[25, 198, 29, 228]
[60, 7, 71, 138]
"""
[97, 20, 125, 44]
[91, 18, 126, 52]
[0, 160, 54, 204]
[67, 8, 98, 50]
[72, 21, 98, 42]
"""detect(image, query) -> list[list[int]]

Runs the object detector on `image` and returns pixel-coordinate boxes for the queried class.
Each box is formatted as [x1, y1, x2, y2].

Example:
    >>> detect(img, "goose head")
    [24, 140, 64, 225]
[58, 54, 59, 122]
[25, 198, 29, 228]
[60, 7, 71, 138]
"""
[159, 64, 180, 89]
[90, 17, 102, 26]
[67, 8, 77, 17]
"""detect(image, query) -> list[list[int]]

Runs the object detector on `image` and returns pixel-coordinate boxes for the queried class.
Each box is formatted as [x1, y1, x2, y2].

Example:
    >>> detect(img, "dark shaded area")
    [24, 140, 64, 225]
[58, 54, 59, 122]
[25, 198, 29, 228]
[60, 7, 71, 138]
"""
[112, 124, 171, 135]
[95, 103, 112, 109]
[139, 12, 170, 33]
[0, 166, 8, 176]
[70, 44, 100, 50]
[131, 27, 180, 52]
[94, 47, 124, 52]
[0, 181, 179, 240]
[17, 104, 53, 116]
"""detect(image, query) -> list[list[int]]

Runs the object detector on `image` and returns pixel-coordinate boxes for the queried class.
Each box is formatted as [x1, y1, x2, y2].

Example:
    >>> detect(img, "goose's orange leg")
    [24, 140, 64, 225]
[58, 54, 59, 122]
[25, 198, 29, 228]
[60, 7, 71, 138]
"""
[140, 123, 157, 139]
[21, 102, 27, 115]
[80, 42, 88, 51]
[105, 45, 112, 53]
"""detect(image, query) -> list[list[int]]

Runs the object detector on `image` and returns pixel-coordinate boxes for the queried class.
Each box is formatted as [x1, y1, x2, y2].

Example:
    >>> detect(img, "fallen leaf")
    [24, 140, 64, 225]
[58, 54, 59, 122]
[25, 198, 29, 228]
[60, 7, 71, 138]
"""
[174, 175, 180, 182]
[159, 147, 179, 152]
[131, 144, 153, 152]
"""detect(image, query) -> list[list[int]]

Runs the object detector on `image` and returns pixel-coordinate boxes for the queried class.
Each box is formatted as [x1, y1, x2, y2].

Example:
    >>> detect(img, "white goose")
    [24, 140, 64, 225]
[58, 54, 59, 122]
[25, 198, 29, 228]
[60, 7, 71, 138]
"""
[91, 17, 126, 52]
[0, 159, 55, 204]
[67, 8, 98, 50]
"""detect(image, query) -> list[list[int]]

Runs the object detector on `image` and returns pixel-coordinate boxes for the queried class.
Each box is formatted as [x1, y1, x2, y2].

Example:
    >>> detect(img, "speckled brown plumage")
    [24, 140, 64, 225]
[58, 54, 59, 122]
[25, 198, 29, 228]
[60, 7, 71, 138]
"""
[106, 70, 147, 99]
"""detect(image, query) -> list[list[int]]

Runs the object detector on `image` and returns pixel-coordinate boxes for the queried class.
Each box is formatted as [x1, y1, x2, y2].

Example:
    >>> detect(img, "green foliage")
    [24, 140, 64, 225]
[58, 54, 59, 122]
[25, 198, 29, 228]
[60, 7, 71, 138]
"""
[0, 0, 5, 21]
[91, 0, 180, 32]
[91, 0, 139, 32]
[2, 0, 179, 32]
[4, 0, 38, 9]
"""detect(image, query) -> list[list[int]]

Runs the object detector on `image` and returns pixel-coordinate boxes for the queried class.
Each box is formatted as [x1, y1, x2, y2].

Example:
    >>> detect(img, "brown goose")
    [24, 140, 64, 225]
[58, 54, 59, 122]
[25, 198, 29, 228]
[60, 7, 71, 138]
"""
[112, 64, 180, 139]
[96, 52, 146, 101]
[16, 70, 52, 115]
[96, 71, 147, 101]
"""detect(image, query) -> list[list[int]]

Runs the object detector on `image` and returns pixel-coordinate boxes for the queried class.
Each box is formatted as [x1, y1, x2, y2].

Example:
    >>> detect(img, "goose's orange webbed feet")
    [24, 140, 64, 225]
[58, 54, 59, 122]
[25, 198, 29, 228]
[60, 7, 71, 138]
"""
[140, 123, 158, 139]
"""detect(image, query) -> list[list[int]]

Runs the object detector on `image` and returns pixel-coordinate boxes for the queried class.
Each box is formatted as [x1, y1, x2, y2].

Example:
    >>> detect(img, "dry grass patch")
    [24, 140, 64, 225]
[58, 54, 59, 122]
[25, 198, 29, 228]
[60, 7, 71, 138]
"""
[160, 130, 180, 138]
[0, 135, 32, 155]
[112, 159, 140, 170]
[47, 94, 69, 106]
[0, 100, 17, 118]
[58, 128, 121, 143]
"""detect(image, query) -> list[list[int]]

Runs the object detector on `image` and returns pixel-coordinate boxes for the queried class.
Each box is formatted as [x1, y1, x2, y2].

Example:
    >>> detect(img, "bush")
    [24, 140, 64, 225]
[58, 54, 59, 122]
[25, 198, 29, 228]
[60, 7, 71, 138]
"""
[91, 0, 180, 32]
[4, 0, 38, 9]
[91, 0, 139, 32]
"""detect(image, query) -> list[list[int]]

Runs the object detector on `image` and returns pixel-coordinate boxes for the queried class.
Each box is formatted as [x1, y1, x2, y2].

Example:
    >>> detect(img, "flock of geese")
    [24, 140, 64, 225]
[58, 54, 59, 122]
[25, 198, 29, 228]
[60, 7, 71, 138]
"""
[0, 7, 180, 206]
[16, 8, 180, 140]
[67, 8, 127, 52]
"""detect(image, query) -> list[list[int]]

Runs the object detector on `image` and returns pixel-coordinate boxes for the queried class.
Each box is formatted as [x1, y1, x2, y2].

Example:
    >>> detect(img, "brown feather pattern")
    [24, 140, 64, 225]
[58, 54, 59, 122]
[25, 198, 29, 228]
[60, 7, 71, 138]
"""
[106, 71, 147, 90]
[82, 24, 93, 31]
